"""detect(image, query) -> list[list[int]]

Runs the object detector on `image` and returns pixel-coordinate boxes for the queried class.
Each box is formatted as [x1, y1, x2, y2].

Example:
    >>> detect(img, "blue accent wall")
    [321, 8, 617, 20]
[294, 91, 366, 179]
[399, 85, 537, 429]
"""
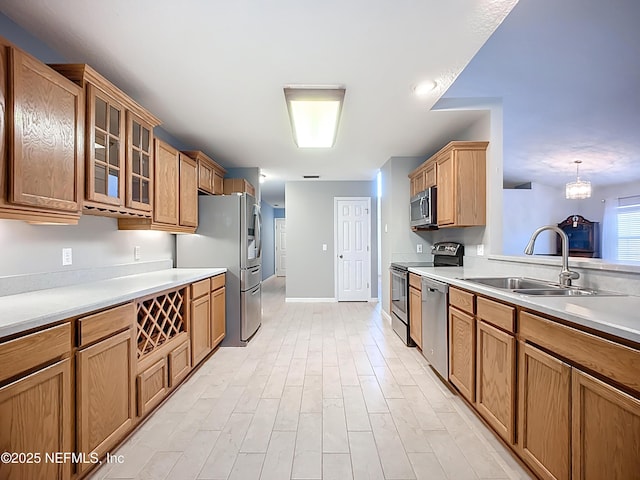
[274, 208, 285, 219]
[0, 12, 66, 61]
[260, 201, 275, 280]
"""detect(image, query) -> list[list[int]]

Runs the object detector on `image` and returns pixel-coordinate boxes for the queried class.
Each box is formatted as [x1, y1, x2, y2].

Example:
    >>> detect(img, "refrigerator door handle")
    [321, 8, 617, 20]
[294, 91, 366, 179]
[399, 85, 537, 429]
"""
[251, 286, 260, 295]
[254, 204, 263, 259]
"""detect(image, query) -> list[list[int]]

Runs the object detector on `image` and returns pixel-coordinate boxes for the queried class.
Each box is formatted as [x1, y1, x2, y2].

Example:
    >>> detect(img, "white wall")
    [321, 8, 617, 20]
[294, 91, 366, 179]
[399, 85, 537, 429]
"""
[0, 216, 174, 277]
[285, 181, 378, 299]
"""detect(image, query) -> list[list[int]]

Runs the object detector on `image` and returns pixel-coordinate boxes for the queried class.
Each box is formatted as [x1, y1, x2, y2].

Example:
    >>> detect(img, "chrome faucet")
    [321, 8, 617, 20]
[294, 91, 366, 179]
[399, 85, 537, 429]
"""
[524, 225, 580, 287]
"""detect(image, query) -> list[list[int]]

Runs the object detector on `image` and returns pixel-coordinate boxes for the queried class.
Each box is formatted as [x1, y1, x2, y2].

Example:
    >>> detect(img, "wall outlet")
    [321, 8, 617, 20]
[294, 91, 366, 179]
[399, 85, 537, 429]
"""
[62, 248, 72, 266]
[417, 244, 423, 253]
[477, 244, 485, 256]
[322, 244, 327, 251]
[134, 245, 141, 261]
[384, 224, 388, 233]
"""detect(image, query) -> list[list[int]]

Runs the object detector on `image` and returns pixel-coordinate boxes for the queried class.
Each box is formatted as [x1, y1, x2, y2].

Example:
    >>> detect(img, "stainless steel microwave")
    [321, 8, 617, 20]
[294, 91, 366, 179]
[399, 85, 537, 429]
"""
[410, 187, 437, 228]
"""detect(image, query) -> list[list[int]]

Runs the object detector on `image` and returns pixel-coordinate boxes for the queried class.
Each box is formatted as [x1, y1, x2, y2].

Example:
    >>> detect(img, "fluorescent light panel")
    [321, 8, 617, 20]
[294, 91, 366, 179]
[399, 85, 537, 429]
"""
[284, 86, 345, 148]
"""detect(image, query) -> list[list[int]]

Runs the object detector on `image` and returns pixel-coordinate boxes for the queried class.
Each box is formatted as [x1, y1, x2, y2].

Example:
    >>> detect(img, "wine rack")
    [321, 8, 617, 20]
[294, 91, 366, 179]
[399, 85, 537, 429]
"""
[136, 287, 186, 358]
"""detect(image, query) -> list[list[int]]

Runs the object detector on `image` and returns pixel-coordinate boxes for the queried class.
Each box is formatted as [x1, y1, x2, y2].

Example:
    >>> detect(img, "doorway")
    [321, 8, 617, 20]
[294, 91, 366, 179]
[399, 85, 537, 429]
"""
[334, 197, 371, 301]
[275, 218, 286, 277]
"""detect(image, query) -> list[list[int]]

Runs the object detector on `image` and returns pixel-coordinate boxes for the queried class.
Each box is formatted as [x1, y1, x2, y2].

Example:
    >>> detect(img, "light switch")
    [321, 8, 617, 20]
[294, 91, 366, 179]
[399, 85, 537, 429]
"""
[417, 244, 423, 253]
[134, 246, 141, 261]
[62, 248, 72, 266]
[322, 244, 327, 251]
[477, 244, 485, 256]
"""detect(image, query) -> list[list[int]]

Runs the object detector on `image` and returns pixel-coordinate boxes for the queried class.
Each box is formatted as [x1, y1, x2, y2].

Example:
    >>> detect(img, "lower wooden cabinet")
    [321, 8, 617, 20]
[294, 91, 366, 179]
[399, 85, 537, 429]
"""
[572, 369, 640, 480]
[449, 306, 475, 402]
[0, 359, 72, 480]
[211, 285, 226, 348]
[76, 329, 135, 473]
[191, 293, 211, 366]
[168, 339, 191, 387]
[476, 320, 516, 444]
[518, 341, 571, 480]
[409, 284, 422, 348]
[136, 358, 168, 417]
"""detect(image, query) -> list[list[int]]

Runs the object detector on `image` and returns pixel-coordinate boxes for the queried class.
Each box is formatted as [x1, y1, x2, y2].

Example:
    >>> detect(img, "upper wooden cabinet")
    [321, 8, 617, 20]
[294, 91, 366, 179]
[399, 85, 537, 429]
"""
[408, 141, 488, 228]
[49, 63, 161, 218]
[182, 150, 226, 195]
[0, 40, 83, 225]
[118, 139, 198, 233]
[224, 178, 255, 197]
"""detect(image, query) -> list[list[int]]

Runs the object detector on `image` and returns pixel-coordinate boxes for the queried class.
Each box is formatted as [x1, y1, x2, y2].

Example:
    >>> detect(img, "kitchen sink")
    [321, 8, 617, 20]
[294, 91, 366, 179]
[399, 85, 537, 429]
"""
[462, 277, 555, 290]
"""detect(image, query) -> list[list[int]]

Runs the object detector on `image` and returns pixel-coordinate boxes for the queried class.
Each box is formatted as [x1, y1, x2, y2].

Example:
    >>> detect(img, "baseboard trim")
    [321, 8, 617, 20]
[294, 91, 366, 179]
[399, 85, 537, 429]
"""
[381, 309, 392, 324]
[368, 298, 379, 303]
[285, 297, 337, 303]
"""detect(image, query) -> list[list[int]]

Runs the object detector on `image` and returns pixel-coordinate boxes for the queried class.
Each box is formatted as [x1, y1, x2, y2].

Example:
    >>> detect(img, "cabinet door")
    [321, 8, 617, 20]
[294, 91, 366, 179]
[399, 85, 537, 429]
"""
[76, 329, 135, 473]
[409, 285, 422, 348]
[86, 84, 125, 207]
[449, 306, 475, 402]
[168, 338, 191, 387]
[0, 359, 71, 480]
[424, 162, 436, 188]
[197, 159, 214, 193]
[572, 369, 640, 480]
[153, 139, 179, 225]
[476, 321, 516, 444]
[213, 171, 224, 195]
[9, 48, 81, 213]
[136, 358, 167, 417]
[191, 294, 211, 366]
[179, 153, 198, 227]
[436, 153, 455, 226]
[126, 112, 153, 212]
[211, 286, 226, 348]
[518, 342, 571, 480]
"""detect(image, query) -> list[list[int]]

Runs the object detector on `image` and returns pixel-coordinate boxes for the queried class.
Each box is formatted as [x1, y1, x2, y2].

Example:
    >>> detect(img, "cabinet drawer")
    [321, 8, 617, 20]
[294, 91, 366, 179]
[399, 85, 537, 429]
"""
[409, 273, 421, 290]
[192, 278, 210, 299]
[168, 339, 191, 388]
[137, 358, 168, 417]
[78, 302, 135, 347]
[477, 297, 515, 333]
[520, 311, 640, 393]
[450, 287, 475, 315]
[211, 273, 225, 291]
[0, 323, 71, 383]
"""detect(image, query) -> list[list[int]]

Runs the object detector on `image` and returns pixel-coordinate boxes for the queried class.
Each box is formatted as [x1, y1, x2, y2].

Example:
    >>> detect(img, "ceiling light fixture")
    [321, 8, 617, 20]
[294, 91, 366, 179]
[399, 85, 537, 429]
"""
[284, 85, 345, 148]
[259, 174, 266, 184]
[413, 80, 437, 96]
[565, 160, 592, 199]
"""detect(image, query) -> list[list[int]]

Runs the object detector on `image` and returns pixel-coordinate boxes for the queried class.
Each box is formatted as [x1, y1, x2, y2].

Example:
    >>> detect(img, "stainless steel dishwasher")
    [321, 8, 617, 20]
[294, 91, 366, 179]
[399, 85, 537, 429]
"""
[421, 276, 449, 380]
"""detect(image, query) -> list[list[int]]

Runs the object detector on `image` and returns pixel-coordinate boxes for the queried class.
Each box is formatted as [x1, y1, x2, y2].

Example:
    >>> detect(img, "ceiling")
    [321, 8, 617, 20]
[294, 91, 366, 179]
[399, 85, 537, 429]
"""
[441, 0, 640, 189]
[0, 0, 518, 206]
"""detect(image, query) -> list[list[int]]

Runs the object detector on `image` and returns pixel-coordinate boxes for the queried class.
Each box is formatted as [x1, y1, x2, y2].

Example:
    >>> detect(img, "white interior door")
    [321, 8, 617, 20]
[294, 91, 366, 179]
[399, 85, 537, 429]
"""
[335, 197, 371, 301]
[275, 218, 286, 277]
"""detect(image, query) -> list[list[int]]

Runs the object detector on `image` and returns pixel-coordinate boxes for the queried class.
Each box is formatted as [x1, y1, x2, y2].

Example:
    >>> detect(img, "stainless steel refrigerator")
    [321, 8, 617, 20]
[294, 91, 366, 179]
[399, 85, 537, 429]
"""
[176, 193, 262, 346]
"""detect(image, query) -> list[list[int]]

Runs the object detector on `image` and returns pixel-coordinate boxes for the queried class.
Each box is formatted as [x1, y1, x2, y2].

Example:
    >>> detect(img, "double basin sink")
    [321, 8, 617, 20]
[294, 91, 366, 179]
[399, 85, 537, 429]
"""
[462, 277, 624, 297]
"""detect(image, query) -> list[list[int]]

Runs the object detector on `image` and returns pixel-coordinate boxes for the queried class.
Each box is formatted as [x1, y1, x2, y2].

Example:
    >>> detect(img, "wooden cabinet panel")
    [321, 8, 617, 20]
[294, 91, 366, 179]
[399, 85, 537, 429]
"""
[197, 159, 213, 193]
[153, 139, 179, 225]
[477, 296, 515, 333]
[223, 178, 255, 196]
[136, 358, 167, 417]
[191, 294, 211, 366]
[77, 329, 135, 473]
[211, 273, 225, 291]
[183, 151, 226, 195]
[191, 278, 210, 299]
[168, 338, 191, 387]
[211, 286, 226, 348]
[436, 152, 455, 226]
[213, 171, 224, 195]
[0, 359, 71, 480]
[423, 162, 436, 188]
[449, 287, 474, 315]
[475, 321, 516, 444]
[449, 306, 475, 402]
[572, 369, 640, 480]
[0, 322, 70, 383]
[409, 168, 425, 196]
[78, 302, 134, 347]
[8, 47, 82, 216]
[409, 285, 422, 349]
[179, 153, 198, 228]
[518, 342, 571, 480]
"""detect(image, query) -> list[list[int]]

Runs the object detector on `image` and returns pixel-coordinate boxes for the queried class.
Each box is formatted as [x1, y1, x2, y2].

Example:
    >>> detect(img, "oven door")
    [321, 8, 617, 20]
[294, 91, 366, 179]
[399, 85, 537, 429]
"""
[390, 267, 408, 322]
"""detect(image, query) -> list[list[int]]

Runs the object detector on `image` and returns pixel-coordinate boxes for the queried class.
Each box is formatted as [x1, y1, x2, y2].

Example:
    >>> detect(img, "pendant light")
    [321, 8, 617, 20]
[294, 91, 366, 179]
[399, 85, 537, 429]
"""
[565, 160, 591, 199]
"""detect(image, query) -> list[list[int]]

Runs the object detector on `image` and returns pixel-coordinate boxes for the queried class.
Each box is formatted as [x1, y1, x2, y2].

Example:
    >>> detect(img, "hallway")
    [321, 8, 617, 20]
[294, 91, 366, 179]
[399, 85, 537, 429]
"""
[89, 276, 532, 480]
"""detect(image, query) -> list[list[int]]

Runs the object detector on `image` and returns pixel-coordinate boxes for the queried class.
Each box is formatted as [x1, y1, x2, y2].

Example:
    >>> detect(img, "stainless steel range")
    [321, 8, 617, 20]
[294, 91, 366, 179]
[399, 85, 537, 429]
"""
[389, 242, 464, 347]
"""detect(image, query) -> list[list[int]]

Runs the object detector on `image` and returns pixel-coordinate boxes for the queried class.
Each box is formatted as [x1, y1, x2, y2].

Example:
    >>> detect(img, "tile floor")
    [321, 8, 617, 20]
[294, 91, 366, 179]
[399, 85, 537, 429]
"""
[89, 277, 534, 480]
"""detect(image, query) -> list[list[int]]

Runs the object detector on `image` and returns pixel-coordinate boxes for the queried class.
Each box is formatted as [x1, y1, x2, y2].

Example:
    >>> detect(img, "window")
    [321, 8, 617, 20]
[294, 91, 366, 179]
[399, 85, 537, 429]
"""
[617, 196, 640, 261]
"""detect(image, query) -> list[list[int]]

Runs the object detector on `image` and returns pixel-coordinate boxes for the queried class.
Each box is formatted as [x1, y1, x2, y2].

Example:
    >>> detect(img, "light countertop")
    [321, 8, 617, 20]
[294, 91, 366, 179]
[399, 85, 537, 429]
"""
[408, 266, 640, 344]
[0, 268, 226, 339]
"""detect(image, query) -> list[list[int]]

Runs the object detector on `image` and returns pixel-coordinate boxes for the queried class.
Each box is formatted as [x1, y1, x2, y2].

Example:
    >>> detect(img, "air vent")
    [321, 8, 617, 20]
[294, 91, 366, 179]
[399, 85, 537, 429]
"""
[303, 175, 320, 179]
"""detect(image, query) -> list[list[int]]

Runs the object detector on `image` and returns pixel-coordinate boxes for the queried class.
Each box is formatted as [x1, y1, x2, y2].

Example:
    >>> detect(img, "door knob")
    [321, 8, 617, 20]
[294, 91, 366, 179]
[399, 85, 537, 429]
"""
[339, 255, 343, 258]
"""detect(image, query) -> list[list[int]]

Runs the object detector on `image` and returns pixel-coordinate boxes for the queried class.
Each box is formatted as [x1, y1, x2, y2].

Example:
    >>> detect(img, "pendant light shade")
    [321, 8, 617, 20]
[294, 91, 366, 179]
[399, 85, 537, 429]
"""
[565, 160, 591, 199]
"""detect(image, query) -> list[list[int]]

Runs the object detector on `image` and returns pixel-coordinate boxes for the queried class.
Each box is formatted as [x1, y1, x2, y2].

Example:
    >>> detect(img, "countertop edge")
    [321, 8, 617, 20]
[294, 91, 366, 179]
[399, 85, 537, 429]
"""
[408, 266, 640, 345]
[0, 268, 227, 339]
